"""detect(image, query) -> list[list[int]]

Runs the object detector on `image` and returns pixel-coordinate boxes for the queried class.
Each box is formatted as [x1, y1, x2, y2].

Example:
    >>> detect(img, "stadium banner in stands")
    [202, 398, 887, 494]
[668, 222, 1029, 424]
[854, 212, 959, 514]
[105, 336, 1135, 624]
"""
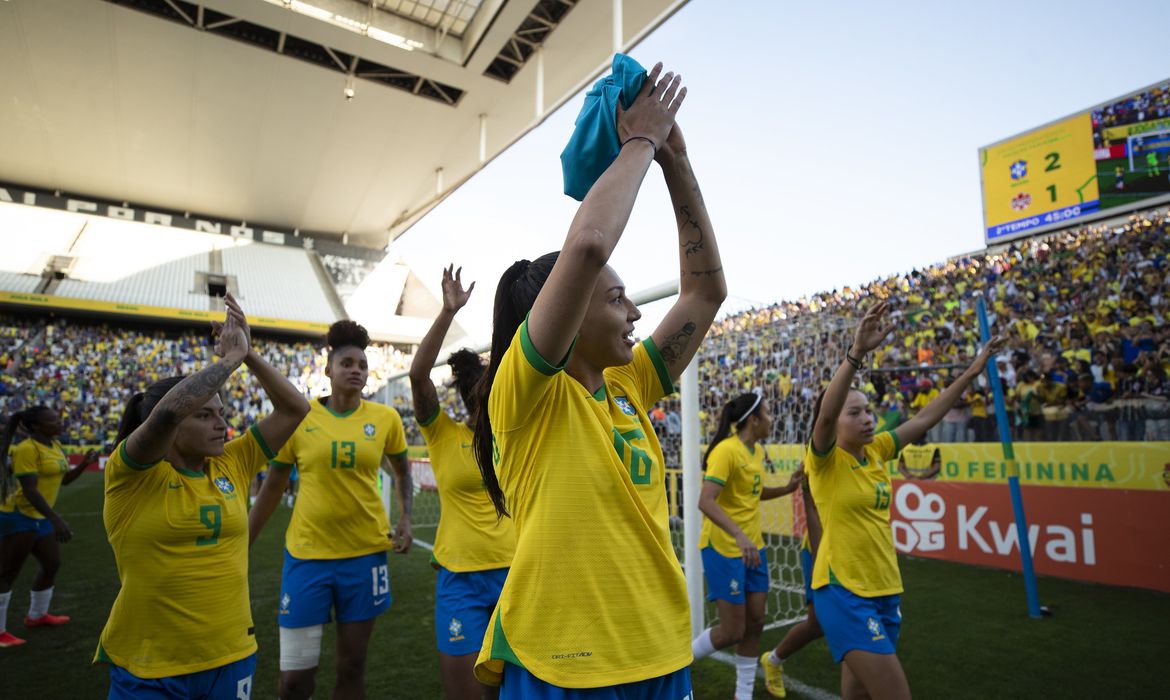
[979, 77, 1170, 244]
[759, 441, 1170, 491]
[891, 480, 1170, 593]
[0, 290, 329, 334]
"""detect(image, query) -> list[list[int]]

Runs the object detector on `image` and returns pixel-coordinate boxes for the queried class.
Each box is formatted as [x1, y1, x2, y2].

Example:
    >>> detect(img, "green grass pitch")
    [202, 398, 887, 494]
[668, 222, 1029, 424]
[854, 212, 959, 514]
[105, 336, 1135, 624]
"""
[4, 474, 1167, 698]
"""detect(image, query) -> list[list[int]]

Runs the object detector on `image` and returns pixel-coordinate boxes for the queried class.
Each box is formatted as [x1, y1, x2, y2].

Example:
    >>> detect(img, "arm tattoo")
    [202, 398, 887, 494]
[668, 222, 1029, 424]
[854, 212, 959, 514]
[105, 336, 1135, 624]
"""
[398, 467, 413, 516]
[156, 362, 235, 420]
[660, 321, 697, 364]
[680, 205, 705, 257]
[686, 266, 723, 278]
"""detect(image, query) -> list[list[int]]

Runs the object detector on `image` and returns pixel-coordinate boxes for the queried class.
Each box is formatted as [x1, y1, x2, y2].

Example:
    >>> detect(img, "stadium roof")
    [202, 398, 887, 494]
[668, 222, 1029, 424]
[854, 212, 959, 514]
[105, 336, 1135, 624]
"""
[0, 0, 690, 252]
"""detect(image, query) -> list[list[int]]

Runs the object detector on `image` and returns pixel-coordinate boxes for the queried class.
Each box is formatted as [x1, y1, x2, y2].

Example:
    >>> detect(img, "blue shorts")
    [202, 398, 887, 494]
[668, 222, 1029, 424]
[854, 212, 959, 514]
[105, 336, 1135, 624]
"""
[279, 550, 392, 628]
[701, 547, 769, 604]
[0, 510, 53, 538]
[813, 584, 901, 662]
[108, 653, 256, 700]
[800, 547, 814, 605]
[501, 663, 692, 700]
[435, 565, 508, 656]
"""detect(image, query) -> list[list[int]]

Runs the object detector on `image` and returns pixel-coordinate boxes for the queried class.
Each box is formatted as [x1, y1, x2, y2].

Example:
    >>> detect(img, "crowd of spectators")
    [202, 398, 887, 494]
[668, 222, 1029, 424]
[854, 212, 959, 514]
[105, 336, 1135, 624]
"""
[3, 209, 1168, 453]
[0, 315, 411, 447]
[679, 208, 1170, 450]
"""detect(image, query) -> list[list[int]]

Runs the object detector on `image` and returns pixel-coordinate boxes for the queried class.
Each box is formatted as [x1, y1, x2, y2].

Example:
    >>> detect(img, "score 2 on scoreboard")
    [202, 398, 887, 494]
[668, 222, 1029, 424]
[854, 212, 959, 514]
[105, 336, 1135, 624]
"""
[979, 79, 1170, 245]
[980, 113, 1099, 243]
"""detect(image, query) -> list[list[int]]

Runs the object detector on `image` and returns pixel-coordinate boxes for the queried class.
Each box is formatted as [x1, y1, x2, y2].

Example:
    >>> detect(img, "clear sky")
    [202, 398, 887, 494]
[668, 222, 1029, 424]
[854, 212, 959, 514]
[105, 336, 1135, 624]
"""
[385, 0, 1170, 347]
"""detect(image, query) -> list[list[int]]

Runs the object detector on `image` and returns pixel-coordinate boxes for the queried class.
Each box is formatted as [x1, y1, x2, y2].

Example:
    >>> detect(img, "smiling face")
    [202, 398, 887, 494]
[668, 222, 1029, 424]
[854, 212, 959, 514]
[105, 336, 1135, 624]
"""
[172, 394, 228, 458]
[837, 389, 876, 446]
[326, 346, 369, 395]
[576, 266, 643, 370]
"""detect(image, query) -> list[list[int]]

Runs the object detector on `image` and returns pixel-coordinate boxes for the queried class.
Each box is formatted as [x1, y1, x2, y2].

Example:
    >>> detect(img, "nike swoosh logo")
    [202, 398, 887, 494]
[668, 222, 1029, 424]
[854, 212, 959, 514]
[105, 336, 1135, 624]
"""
[167, 483, 183, 489]
[305, 427, 320, 433]
[460, 443, 472, 449]
[374, 597, 386, 606]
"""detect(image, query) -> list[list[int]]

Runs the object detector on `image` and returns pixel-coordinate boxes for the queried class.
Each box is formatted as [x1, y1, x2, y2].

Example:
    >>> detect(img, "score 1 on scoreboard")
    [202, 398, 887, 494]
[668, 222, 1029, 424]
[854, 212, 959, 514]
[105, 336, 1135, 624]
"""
[979, 113, 1099, 243]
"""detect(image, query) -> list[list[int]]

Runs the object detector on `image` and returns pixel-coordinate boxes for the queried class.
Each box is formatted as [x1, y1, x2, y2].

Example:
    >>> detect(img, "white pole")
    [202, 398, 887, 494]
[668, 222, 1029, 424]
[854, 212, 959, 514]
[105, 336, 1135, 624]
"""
[612, 0, 623, 53]
[681, 355, 704, 636]
[534, 49, 545, 118]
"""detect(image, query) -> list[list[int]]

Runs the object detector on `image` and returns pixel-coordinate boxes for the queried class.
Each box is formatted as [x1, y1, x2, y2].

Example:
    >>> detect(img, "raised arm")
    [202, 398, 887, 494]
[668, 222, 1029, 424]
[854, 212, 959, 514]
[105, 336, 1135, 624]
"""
[812, 302, 894, 453]
[219, 295, 310, 453]
[527, 63, 684, 363]
[649, 125, 728, 381]
[410, 265, 474, 422]
[61, 449, 99, 486]
[124, 311, 249, 465]
[894, 336, 1005, 447]
[761, 467, 804, 501]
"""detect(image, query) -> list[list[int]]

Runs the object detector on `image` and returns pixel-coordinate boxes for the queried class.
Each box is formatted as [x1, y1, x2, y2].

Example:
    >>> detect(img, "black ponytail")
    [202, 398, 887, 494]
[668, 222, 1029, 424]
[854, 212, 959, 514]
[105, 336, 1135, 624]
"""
[115, 376, 186, 446]
[0, 406, 50, 502]
[447, 348, 485, 416]
[703, 392, 764, 469]
[473, 252, 559, 518]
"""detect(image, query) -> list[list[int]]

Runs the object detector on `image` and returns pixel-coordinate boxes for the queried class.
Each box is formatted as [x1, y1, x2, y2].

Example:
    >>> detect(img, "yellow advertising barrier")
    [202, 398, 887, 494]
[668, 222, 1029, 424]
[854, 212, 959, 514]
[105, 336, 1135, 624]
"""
[0, 290, 330, 334]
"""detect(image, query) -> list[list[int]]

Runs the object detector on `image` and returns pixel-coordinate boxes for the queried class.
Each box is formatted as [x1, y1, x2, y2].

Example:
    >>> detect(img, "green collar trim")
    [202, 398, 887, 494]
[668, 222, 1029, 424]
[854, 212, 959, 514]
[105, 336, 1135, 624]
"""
[591, 384, 607, 402]
[321, 397, 359, 419]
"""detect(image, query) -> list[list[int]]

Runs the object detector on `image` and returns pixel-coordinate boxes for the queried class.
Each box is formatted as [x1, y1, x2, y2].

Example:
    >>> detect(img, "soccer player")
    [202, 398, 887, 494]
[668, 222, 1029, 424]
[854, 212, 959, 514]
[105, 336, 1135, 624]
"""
[471, 63, 721, 697]
[806, 301, 1002, 700]
[409, 265, 515, 700]
[760, 465, 824, 698]
[690, 392, 803, 700]
[94, 294, 309, 699]
[248, 319, 413, 700]
[897, 442, 941, 480]
[0, 407, 97, 647]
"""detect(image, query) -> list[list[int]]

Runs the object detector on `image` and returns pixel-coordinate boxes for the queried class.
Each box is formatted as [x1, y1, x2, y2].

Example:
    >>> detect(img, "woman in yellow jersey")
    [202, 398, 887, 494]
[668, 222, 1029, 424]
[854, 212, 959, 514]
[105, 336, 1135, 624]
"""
[471, 63, 724, 698]
[248, 320, 413, 700]
[0, 406, 97, 648]
[806, 301, 1002, 700]
[691, 392, 803, 700]
[96, 294, 309, 700]
[410, 265, 515, 700]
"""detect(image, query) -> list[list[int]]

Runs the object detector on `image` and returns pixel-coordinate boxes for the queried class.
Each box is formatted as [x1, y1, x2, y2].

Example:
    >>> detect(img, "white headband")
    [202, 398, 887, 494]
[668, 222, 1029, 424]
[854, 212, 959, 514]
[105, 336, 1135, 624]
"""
[735, 393, 763, 425]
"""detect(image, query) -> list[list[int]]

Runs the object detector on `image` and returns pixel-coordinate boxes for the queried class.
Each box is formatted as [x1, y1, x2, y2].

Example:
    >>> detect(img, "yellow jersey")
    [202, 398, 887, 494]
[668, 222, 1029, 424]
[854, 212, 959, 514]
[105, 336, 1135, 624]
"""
[272, 399, 407, 560]
[807, 431, 903, 597]
[900, 444, 940, 478]
[476, 323, 690, 688]
[699, 436, 765, 557]
[95, 427, 275, 678]
[0, 439, 69, 518]
[419, 408, 515, 572]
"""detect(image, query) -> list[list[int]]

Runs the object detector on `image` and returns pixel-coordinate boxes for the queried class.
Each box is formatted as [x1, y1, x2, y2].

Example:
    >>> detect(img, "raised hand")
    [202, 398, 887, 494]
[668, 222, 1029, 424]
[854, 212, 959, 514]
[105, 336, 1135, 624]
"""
[851, 301, 896, 356]
[212, 306, 249, 365]
[616, 62, 687, 151]
[969, 335, 1007, 373]
[786, 466, 806, 489]
[657, 123, 688, 164]
[441, 264, 475, 313]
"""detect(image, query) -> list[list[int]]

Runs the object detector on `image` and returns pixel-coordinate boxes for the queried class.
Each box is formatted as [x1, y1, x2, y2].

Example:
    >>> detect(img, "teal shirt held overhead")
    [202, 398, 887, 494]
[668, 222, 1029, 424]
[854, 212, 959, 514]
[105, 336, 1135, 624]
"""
[560, 54, 648, 201]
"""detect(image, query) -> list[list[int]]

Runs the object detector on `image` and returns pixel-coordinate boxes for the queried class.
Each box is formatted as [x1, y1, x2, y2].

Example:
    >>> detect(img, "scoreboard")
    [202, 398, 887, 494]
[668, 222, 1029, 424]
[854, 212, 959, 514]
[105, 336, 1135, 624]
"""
[980, 79, 1170, 244]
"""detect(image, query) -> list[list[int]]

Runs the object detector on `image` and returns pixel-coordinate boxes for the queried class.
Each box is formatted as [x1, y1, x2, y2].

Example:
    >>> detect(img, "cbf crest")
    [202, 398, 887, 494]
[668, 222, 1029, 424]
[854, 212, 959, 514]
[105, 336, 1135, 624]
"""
[364, 423, 376, 437]
[613, 396, 637, 416]
[214, 477, 235, 494]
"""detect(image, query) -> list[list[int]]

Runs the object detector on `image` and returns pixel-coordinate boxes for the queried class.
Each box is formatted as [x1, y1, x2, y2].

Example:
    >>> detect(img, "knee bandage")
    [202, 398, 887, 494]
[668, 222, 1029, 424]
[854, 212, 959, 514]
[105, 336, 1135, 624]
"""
[279, 624, 323, 671]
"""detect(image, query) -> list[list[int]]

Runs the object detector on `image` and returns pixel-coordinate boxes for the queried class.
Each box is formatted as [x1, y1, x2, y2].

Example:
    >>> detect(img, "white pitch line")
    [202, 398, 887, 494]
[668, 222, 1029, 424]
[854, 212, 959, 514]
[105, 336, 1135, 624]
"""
[710, 650, 840, 700]
[413, 538, 435, 552]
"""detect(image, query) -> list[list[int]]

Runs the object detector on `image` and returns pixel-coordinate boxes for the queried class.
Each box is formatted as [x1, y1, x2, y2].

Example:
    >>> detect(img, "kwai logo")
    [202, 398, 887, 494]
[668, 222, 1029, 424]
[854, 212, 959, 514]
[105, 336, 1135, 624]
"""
[892, 482, 946, 553]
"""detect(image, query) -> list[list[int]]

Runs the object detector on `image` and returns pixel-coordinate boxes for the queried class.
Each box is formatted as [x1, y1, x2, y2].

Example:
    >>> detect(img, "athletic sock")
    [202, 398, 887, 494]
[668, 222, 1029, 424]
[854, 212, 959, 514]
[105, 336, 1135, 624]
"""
[28, 587, 53, 620]
[769, 649, 784, 666]
[0, 591, 10, 633]
[735, 653, 757, 698]
[691, 628, 717, 661]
